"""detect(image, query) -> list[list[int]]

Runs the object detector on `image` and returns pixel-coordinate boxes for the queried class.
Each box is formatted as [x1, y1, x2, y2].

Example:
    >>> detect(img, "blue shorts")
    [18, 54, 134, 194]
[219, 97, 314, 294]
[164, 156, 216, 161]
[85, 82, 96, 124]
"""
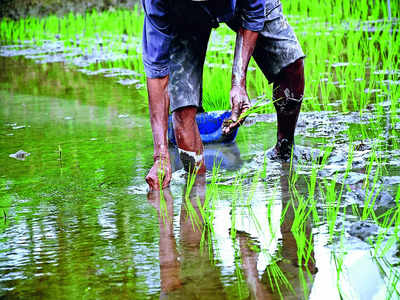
[168, 0, 305, 112]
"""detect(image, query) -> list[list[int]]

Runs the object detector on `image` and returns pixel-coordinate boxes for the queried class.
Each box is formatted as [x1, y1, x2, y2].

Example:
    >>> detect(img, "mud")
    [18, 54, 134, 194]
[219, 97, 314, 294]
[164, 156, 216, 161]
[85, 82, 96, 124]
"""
[345, 187, 395, 209]
[0, 40, 142, 86]
[348, 221, 379, 241]
[178, 148, 203, 173]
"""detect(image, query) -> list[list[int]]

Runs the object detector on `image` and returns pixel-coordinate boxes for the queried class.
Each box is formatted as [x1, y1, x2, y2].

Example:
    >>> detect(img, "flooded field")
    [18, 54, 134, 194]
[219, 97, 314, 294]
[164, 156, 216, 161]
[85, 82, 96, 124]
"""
[1, 3, 400, 300]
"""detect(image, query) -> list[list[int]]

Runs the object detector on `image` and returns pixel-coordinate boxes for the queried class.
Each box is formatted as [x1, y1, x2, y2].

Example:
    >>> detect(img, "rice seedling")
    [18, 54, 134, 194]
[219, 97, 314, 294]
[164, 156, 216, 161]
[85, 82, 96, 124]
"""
[320, 176, 342, 242]
[229, 173, 244, 241]
[372, 207, 399, 257]
[331, 248, 348, 298]
[182, 168, 203, 233]
[373, 255, 400, 299]
[264, 260, 295, 299]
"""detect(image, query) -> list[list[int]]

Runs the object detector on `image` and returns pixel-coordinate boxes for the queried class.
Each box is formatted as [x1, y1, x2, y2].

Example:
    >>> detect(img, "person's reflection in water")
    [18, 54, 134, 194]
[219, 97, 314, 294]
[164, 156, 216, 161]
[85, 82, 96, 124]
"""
[235, 171, 318, 299]
[148, 174, 226, 299]
[148, 187, 181, 294]
[170, 142, 243, 172]
[236, 231, 274, 299]
[278, 171, 318, 278]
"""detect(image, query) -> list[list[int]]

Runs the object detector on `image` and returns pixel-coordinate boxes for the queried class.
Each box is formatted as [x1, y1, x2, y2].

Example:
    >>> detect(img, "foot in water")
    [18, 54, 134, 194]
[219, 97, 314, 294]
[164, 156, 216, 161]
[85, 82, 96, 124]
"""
[267, 138, 295, 162]
[266, 141, 325, 163]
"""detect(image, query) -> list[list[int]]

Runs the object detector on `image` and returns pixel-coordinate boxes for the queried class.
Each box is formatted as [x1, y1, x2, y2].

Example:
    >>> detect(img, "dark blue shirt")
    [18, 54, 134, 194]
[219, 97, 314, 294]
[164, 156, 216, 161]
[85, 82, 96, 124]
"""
[142, 0, 266, 78]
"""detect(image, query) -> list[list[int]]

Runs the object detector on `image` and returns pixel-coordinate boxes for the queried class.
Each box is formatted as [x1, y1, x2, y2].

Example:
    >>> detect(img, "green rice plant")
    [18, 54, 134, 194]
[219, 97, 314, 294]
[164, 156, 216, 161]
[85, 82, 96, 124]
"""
[303, 165, 320, 225]
[229, 173, 244, 241]
[264, 260, 295, 299]
[182, 168, 203, 233]
[290, 189, 312, 233]
[361, 149, 383, 220]
[331, 248, 347, 299]
[372, 207, 399, 257]
[289, 189, 317, 279]
[289, 158, 300, 189]
[320, 176, 343, 241]
[373, 255, 400, 299]
[200, 161, 222, 260]
[293, 226, 315, 276]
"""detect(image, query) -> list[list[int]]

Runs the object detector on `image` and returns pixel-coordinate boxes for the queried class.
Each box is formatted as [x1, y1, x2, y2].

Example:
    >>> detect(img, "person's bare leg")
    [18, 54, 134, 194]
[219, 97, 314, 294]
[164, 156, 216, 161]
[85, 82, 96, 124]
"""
[272, 58, 305, 160]
[145, 76, 172, 190]
[172, 106, 206, 174]
[272, 59, 304, 158]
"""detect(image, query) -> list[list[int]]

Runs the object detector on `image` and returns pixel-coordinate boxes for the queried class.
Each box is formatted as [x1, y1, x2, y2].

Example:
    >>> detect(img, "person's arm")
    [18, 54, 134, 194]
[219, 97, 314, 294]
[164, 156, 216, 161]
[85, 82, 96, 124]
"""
[222, 27, 258, 134]
[232, 27, 259, 88]
[222, 0, 265, 134]
[145, 76, 171, 190]
[142, 0, 173, 190]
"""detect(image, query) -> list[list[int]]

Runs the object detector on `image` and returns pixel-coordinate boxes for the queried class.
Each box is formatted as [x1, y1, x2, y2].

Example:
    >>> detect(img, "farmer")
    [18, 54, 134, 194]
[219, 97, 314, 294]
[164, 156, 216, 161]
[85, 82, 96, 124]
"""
[143, 0, 305, 190]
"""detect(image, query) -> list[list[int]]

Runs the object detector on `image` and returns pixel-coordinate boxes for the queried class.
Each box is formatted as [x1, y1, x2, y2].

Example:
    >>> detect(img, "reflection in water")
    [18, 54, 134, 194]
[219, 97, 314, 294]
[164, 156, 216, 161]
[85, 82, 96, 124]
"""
[148, 175, 226, 299]
[149, 170, 317, 299]
[231, 171, 317, 300]
[169, 142, 243, 172]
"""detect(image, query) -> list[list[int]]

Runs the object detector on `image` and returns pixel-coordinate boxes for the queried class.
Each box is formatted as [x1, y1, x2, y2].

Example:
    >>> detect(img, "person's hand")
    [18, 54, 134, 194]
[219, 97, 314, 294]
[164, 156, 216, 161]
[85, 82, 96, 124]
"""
[145, 154, 172, 191]
[222, 85, 251, 135]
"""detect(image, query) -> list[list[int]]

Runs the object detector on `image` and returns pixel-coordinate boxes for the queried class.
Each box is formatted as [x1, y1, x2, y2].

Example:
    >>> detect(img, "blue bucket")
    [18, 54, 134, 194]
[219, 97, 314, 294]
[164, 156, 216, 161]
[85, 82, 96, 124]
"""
[168, 111, 238, 145]
[169, 142, 243, 171]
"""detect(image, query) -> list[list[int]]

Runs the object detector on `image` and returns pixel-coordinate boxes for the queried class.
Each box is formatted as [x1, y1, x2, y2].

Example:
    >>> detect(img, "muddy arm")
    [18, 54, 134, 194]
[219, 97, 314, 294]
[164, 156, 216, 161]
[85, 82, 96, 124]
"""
[232, 27, 258, 87]
[145, 76, 172, 190]
[223, 27, 259, 134]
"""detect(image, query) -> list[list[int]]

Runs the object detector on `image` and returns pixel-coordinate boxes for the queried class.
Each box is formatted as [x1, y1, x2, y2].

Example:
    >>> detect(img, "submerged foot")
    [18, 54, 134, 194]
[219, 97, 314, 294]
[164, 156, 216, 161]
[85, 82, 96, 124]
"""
[267, 139, 295, 162]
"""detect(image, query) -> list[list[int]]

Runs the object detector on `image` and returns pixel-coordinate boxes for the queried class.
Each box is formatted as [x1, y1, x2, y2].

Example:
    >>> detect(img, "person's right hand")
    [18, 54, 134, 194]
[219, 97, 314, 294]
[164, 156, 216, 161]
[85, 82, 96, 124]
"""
[222, 85, 251, 135]
[145, 154, 172, 191]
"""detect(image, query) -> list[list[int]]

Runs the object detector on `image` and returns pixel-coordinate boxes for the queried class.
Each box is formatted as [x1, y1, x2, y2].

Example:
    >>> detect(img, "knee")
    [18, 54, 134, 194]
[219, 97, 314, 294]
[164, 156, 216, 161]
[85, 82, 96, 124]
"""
[278, 58, 304, 81]
[172, 106, 197, 129]
[273, 59, 305, 114]
[273, 58, 305, 101]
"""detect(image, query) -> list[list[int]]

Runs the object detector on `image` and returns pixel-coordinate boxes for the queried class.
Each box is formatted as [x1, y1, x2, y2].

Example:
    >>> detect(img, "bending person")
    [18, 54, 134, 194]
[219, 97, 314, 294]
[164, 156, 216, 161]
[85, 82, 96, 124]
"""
[142, 0, 305, 190]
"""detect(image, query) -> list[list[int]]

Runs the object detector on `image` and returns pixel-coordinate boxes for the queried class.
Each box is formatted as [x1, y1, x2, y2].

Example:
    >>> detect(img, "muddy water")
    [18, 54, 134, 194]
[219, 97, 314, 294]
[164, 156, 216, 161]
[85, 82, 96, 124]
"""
[0, 53, 399, 300]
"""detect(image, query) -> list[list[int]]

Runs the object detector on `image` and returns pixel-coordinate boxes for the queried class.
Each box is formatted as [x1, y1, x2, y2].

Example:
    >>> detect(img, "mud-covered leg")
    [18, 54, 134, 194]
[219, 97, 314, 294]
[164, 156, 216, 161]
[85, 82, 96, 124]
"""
[272, 58, 304, 160]
[172, 106, 206, 174]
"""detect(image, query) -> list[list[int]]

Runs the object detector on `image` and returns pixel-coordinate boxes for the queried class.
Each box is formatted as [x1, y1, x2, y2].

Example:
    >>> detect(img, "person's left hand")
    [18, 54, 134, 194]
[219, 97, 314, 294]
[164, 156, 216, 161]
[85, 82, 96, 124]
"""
[222, 85, 251, 135]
